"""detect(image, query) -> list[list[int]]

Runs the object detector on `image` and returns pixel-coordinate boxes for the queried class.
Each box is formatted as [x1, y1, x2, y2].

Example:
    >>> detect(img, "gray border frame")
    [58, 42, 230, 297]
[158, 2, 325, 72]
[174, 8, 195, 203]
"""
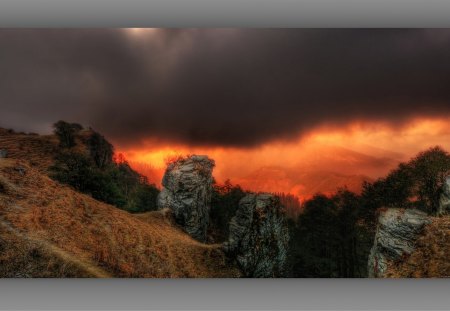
[0, 279, 449, 310]
[1, 1, 450, 310]
[1, 0, 450, 27]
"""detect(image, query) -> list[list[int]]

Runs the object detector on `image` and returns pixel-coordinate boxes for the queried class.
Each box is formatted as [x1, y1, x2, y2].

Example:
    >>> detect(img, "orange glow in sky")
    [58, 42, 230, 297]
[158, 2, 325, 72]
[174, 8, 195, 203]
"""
[124, 28, 158, 37]
[117, 117, 450, 199]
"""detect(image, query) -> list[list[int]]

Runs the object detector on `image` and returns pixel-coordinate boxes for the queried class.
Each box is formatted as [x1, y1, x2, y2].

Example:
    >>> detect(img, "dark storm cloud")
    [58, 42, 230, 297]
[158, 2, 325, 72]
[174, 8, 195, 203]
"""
[1, 29, 450, 147]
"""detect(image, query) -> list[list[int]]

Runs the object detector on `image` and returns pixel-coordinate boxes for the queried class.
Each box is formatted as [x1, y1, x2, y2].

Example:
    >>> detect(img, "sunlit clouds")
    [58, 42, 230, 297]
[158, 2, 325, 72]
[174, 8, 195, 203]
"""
[1, 29, 450, 197]
[123, 28, 159, 38]
[117, 117, 450, 198]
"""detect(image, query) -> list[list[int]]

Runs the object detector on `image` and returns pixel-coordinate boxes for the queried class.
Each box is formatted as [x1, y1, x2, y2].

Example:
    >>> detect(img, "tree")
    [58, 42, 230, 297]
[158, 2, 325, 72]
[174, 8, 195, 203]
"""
[361, 162, 414, 217]
[53, 121, 83, 148]
[50, 150, 126, 206]
[128, 184, 160, 213]
[333, 189, 365, 278]
[361, 146, 450, 217]
[289, 194, 339, 277]
[409, 146, 450, 214]
[210, 180, 246, 241]
[50, 149, 159, 212]
[50, 150, 93, 192]
[87, 131, 114, 169]
[287, 191, 371, 278]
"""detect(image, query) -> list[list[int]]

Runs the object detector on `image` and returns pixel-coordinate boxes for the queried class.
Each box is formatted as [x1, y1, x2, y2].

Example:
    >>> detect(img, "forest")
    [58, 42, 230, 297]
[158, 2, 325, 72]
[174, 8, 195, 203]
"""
[206, 145, 450, 277]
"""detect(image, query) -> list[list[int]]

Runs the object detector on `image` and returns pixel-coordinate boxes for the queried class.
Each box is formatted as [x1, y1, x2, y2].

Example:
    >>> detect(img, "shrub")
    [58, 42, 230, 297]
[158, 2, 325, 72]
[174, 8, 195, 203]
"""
[88, 131, 114, 169]
[53, 121, 83, 148]
[50, 149, 159, 212]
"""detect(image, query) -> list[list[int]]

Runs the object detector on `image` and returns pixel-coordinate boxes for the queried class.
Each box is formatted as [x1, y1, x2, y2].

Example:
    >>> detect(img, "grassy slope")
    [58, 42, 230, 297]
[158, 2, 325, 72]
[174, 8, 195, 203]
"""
[0, 128, 59, 172]
[0, 131, 239, 278]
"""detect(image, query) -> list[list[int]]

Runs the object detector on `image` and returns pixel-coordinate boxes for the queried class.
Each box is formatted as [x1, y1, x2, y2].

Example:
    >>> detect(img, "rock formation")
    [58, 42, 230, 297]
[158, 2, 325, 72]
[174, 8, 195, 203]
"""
[438, 176, 450, 216]
[157, 155, 214, 242]
[223, 193, 289, 277]
[368, 208, 431, 277]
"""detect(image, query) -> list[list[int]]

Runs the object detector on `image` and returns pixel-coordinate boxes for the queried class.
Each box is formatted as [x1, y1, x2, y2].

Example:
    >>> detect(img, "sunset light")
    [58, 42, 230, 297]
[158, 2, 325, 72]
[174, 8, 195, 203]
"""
[124, 28, 158, 37]
[1, 28, 450, 280]
[118, 117, 450, 199]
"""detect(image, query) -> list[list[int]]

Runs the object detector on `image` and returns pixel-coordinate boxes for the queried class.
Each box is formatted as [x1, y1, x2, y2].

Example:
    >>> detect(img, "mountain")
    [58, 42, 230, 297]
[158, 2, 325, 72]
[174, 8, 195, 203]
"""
[232, 144, 404, 200]
[235, 166, 372, 200]
[295, 144, 401, 178]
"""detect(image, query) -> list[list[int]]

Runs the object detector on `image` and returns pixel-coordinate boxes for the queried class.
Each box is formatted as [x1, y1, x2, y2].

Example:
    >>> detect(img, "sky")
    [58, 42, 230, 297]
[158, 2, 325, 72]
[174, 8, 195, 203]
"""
[1, 29, 450, 197]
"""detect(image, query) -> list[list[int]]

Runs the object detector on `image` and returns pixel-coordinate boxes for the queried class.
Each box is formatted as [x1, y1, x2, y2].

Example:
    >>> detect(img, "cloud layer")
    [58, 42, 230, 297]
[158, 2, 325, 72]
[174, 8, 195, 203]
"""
[1, 29, 450, 147]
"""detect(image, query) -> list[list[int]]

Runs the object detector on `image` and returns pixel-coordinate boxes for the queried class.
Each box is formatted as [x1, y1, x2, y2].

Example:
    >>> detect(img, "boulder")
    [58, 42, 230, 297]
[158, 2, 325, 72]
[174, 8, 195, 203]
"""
[157, 155, 214, 242]
[438, 176, 450, 216]
[0, 149, 7, 158]
[223, 193, 289, 277]
[368, 208, 431, 277]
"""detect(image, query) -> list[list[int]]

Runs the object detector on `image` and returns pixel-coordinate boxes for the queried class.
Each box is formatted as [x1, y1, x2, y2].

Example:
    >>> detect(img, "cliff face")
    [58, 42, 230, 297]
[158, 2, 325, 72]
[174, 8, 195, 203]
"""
[368, 208, 431, 277]
[223, 194, 289, 277]
[383, 215, 450, 278]
[157, 155, 215, 242]
[157, 156, 291, 277]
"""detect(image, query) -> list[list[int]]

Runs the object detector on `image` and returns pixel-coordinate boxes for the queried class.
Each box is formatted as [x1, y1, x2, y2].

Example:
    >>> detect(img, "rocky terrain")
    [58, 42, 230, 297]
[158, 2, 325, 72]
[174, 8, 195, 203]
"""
[383, 215, 450, 278]
[157, 155, 215, 242]
[157, 155, 290, 276]
[368, 208, 431, 277]
[368, 173, 450, 278]
[224, 194, 289, 277]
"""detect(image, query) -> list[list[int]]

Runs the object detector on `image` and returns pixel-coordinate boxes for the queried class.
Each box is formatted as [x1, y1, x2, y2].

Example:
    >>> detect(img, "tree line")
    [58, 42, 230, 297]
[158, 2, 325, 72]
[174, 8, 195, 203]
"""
[50, 121, 160, 213]
[210, 146, 450, 277]
[287, 146, 450, 277]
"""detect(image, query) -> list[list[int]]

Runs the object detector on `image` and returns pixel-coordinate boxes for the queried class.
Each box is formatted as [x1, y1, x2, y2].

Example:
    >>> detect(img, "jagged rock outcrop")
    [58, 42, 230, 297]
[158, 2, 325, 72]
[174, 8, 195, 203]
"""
[368, 208, 431, 277]
[157, 155, 214, 242]
[223, 193, 289, 277]
[438, 176, 450, 216]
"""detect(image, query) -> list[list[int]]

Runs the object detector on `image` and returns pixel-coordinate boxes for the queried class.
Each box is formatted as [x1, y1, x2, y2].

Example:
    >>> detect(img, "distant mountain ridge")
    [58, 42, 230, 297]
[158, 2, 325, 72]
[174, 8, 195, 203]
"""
[233, 144, 403, 199]
[129, 144, 402, 200]
[235, 166, 372, 200]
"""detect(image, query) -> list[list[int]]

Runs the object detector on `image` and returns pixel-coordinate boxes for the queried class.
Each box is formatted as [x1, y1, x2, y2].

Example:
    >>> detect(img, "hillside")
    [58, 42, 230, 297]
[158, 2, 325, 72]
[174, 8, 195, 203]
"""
[0, 127, 94, 172]
[0, 128, 59, 172]
[0, 133, 240, 277]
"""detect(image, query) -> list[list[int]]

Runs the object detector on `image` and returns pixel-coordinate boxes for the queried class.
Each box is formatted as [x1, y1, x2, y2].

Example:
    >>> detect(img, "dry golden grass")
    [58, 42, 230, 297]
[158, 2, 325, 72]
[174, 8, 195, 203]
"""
[0, 220, 109, 278]
[385, 216, 450, 278]
[0, 128, 92, 171]
[0, 128, 59, 172]
[0, 158, 240, 278]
